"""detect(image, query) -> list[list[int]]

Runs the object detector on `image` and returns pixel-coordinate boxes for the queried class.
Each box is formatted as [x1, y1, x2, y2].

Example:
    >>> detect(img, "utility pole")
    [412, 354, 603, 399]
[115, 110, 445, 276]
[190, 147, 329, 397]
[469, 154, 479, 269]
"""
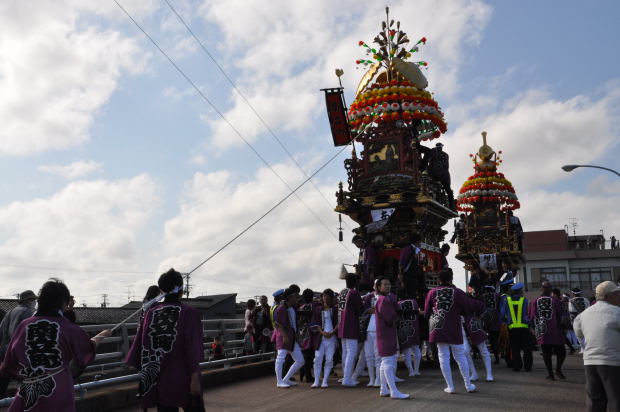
[101, 294, 108, 308]
[125, 285, 134, 302]
[183, 273, 192, 299]
[568, 218, 578, 236]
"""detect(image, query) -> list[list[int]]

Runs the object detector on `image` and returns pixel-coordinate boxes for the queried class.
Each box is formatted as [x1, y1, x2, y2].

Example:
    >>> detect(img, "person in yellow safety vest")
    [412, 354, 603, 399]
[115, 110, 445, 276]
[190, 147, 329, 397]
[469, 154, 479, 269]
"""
[499, 282, 533, 372]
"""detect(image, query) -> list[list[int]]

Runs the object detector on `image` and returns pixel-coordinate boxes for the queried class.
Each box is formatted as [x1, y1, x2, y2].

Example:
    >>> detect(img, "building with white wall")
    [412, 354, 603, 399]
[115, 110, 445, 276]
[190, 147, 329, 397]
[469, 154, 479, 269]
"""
[521, 230, 620, 299]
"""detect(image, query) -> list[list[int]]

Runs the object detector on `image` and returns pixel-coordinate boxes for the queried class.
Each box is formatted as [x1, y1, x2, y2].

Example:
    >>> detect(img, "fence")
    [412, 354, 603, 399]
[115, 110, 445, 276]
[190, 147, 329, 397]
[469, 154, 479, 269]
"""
[0, 318, 275, 407]
[79, 317, 253, 369]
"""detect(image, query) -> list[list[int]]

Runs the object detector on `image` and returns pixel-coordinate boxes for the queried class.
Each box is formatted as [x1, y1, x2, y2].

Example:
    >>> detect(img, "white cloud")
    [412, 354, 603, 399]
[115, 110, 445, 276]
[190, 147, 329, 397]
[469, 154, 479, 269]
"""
[0, 175, 160, 305]
[39, 160, 103, 179]
[162, 85, 198, 101]
[0, 0, 151, 156]
[518, 189, 620, 237]
[159, 160, 356, 297]
[586, 174, 620, 197]
[158, 1, 199, 59]
[195, 0, 492, 153]
[445, 85, 620, 193]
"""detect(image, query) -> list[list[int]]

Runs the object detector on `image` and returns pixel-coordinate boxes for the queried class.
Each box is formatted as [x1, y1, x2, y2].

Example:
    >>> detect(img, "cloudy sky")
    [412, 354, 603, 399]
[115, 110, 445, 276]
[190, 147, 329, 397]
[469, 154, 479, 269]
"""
[0, 0, 618, 307]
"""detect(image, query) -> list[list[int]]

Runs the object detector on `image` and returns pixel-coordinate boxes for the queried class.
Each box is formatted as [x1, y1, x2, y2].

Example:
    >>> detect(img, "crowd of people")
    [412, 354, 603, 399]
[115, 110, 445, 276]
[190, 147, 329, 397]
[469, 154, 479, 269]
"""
[264, 269, 488, 399]
[263, 270, 620, 410]
[0, 266, 617, 411]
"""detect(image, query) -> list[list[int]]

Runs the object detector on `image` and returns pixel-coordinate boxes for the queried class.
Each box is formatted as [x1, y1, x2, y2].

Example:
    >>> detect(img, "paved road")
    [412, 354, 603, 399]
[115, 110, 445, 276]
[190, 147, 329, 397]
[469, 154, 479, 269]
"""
[118, 352, 587, 411]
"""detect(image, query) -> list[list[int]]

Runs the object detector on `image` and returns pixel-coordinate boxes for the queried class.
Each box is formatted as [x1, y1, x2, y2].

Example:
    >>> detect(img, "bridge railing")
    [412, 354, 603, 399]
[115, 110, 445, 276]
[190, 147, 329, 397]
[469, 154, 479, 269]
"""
[0, 318, 274, 407]
[82, 318, 253, 369]
[0, 352, 275, 407]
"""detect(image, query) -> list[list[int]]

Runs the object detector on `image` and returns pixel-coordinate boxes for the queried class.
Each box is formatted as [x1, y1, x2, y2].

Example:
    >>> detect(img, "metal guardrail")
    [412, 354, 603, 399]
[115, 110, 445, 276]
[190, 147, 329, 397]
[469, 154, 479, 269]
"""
[83, 318, 250, 365]
[0, 317, 264, 407]
[0, 352, 275, 407]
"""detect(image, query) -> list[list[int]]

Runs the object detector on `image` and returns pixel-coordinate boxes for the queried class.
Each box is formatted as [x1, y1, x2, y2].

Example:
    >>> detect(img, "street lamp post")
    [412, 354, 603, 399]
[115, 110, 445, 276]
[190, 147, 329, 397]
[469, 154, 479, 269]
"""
[561, 164, 620, 178]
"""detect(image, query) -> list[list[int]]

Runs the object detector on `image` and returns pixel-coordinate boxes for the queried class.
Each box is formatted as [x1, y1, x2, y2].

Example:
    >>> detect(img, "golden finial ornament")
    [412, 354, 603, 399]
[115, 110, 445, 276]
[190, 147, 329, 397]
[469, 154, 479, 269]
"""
[476, 131, 497, 171]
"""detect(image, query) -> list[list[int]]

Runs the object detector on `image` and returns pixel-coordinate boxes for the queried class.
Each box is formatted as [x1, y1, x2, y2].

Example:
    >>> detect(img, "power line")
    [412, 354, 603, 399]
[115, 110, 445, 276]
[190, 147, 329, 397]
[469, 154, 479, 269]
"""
[0, 263, 154, 274]
[162, 0, 353, 233]
[114, 0, 355, 259]
[188, 142, 353, 275]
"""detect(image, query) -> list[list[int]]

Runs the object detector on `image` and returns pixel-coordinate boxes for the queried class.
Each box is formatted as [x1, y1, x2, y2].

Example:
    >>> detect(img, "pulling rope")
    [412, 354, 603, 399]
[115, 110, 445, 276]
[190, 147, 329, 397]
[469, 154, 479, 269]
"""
[110, 286, 181, 332]
[162, 0, 353, 234]
[113, 0, 356, 259]
[186, 142, 353, 275]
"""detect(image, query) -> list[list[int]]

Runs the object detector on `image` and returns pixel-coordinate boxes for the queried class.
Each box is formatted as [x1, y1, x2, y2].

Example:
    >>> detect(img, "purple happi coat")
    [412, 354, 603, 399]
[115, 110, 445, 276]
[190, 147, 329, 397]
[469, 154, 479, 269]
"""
[126, 302, 203, 409]
[299, 302, 319, 351]
[0, 314, 96, 412]
[463, 313, 487, 346]
[273, 304, 295, 351]
[362, 291, 376, 311]
[425, 285, 484, 345]
[481, 291, 501, 332]
[375, 294, 399, 357]
[337, 288, 363, 340]
[310, 305, 339, 349]
[528, 295, 564, 345]
[397, 298, 421, 349]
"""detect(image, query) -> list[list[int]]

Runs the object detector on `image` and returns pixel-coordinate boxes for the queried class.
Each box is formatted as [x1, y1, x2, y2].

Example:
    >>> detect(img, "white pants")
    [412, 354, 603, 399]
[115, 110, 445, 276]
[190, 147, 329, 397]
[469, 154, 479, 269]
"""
[352, 346, 366, 378]
[463, 340, 493, 380]
[363, 331, 381, 385]
[313, 336, 336, 386]
[380, 354, 406, 397]
[275, 343, 304, 384]
[402, 345, 421, 375]
[341, 338, 358, 385]
[364, 332, 380, 370]
[437, 342, 474, 391]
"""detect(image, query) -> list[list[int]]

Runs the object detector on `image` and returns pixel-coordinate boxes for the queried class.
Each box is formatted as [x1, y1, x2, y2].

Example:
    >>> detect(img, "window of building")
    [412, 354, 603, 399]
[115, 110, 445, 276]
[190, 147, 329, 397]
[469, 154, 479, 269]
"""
[540, 267, 568, 290]
[569, 267, 613, 291]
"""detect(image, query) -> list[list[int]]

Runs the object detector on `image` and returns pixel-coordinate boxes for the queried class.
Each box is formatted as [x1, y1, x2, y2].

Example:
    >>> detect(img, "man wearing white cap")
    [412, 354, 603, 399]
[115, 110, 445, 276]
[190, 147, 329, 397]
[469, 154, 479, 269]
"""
[573, 281, 620, 412]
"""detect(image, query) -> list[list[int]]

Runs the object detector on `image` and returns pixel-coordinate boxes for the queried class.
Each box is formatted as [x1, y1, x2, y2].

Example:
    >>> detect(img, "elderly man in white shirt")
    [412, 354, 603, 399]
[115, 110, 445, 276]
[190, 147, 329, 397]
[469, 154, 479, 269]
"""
[573, 281, 620, 412]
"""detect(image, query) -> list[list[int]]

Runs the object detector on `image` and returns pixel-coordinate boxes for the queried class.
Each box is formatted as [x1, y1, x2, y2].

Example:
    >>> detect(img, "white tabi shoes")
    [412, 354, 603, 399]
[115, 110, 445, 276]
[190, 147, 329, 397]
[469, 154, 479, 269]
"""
[391, 391, 410, 400]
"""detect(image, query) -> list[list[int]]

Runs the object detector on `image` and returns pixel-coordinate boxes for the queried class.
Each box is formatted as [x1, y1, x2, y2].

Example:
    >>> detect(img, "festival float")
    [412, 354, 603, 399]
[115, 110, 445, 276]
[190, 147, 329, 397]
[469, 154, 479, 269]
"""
[454, 131, 524, 292]
[322, 8, 456, 295]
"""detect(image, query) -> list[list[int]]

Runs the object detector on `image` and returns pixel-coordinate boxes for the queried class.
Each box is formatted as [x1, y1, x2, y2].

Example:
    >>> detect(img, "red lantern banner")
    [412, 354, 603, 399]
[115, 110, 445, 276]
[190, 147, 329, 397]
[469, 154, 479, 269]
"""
[322, 88, 353, 146]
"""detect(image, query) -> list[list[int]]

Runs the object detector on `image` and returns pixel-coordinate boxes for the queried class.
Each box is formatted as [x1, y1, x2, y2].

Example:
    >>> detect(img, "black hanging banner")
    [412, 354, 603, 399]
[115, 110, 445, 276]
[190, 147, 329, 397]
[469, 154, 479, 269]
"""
[322, 88, 352, 146]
